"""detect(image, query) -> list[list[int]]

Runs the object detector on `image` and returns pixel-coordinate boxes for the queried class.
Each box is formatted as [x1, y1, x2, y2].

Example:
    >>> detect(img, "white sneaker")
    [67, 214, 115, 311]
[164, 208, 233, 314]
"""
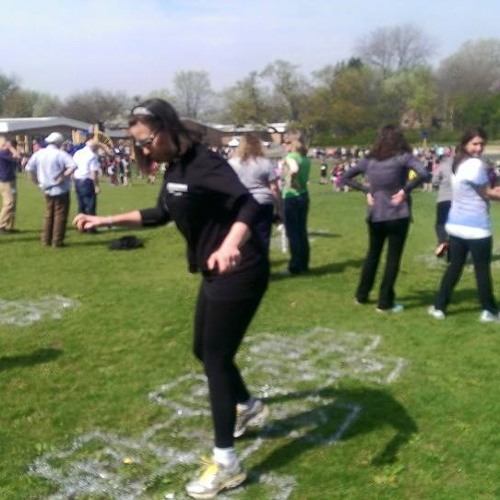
[234, 398, 269, 438]
[428, 306, 445, 320]
[376, 303, 404, 313]
[186, 457, 246, 499]
[479, 310, 500, 323]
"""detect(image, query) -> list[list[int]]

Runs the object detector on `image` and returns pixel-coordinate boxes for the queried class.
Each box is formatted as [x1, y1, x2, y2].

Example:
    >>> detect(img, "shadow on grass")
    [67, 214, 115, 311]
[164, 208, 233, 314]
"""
[253, 386, 417, 472]
[0, 347, 62, 372]
[307, 231, 341, 239]
[402, 287, 483, 312]
[270, 258, 364, 280]
[0, 229, 42, 244]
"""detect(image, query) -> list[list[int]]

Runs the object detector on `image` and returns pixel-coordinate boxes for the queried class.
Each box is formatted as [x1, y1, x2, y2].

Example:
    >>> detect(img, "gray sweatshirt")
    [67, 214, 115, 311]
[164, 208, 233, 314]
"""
[432, 157, 453, 203]
[343, 153, 429, 222]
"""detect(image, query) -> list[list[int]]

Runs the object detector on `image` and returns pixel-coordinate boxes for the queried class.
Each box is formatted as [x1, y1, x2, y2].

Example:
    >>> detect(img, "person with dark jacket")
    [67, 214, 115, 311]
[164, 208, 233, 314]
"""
[0, 139, 20, 233]
[343, 125, 429, 312]
[73, 98, 269, 499]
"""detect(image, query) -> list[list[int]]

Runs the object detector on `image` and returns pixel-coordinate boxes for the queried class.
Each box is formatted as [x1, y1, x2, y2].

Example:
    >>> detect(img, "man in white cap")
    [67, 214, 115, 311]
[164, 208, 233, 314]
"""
[25, 132, 77, 247]
[72, 138, 101, 230]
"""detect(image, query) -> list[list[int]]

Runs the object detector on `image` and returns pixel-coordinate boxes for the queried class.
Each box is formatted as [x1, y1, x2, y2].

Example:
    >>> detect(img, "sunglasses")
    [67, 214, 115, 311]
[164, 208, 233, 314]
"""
[135, 130, 158, 148]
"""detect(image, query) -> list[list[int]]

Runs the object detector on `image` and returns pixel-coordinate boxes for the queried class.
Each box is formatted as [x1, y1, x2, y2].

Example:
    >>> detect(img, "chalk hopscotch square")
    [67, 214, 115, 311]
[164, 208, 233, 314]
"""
[148, 373, 210, 416]
[241, 328, 406, 392]
[29, 328, 406, 499]
[29, 431, 188, 499]
[0, 295, 80, 327]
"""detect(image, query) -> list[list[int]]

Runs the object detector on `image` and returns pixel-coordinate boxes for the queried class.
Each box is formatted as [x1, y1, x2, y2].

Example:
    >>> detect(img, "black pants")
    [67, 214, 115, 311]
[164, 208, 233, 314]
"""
[356, 218, 409, 309]
[193, 276, 267, 448]
[254, 203, 274, 253]
[434, 235, 497, 314]
[284, 192, 310, 274]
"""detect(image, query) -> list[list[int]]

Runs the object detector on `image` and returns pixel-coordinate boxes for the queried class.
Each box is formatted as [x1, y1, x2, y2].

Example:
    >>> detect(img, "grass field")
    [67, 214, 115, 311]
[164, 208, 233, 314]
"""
[0, 170, 499, 499]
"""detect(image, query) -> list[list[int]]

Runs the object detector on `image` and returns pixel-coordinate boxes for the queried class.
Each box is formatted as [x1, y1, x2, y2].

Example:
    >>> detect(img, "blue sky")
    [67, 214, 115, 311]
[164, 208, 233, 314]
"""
[1, 0, 498, 97]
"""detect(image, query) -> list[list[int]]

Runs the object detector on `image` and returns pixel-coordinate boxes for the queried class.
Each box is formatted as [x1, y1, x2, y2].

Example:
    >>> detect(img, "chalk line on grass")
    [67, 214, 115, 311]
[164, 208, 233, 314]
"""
[29, 328, 406, 499]
[0, 295, 80, 326]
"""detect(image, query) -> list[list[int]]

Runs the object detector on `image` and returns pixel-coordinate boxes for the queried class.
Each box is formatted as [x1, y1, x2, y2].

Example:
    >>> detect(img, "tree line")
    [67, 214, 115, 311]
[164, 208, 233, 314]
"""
[2, 24, 500, 145]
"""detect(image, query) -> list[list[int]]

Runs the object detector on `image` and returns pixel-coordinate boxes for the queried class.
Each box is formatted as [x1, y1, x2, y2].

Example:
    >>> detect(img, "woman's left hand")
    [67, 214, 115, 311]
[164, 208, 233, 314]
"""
[390, 189, 406, 205]
[207, 246, 241, 274]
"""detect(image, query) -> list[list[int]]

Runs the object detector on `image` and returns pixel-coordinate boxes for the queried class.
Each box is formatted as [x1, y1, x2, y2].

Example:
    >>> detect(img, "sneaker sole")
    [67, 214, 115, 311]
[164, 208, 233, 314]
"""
[186, 471, 247, 499]
[234, 405, 270, 438]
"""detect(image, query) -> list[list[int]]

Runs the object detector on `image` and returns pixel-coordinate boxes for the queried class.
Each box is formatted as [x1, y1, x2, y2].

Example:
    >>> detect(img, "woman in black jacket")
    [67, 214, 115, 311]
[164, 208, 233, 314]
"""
[74, 99, 269, 499]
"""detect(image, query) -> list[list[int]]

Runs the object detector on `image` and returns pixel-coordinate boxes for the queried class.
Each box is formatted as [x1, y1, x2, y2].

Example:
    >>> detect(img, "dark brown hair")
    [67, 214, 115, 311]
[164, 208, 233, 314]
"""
[368, 125, 412, 161]
[452, 127, 488, 173]
[128, 98, 200, 171]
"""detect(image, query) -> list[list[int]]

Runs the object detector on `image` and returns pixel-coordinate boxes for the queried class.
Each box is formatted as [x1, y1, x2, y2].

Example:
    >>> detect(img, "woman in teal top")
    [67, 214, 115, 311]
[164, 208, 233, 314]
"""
[282, 131, 311, 274]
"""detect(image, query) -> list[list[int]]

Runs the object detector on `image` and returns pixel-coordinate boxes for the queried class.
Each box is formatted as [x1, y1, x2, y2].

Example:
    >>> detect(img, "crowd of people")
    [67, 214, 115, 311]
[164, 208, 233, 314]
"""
[1, 98, 500, 498]
[0, 134, 135, 246]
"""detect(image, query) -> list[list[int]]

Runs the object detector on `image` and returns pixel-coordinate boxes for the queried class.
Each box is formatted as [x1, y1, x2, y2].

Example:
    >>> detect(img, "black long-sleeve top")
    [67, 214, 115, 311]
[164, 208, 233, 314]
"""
[139, 143, 266, 275]
[343, 153, 429, 222]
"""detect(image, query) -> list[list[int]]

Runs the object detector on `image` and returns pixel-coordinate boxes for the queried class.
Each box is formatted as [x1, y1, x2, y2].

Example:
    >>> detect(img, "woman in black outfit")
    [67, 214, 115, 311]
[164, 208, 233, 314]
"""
[343, 125, 429, 312]
[74, 99, 269, 499]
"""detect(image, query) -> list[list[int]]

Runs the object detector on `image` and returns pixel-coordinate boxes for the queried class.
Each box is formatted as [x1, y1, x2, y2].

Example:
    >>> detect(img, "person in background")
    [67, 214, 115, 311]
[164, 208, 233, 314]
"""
[25, 132, 77, 247]
[320, 162, 328, 184]
[0, 139, 20, 234]
[122, 156, 132, 186]
[432, 154, 453, 258]
[428, 127, 500, 322]
[229, 133, 281, 252]
[72, 139, 100, 230]
[422, 152, 434, 192]
[73, 98, 270, 499]
[343, 125, 429, 312]
[281, 130, 311, 275]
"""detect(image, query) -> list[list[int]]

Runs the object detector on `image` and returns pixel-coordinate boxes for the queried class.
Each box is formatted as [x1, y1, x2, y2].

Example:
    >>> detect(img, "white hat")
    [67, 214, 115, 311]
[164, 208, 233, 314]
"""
[45, 132, 64, 144]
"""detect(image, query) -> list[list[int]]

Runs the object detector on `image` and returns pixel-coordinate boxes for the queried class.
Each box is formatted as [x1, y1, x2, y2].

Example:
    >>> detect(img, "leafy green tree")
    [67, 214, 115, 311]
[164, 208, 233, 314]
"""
[223, 71, 271, 126]
[380, 67, 437, 127]
[308, 61, 378, 138]
[0, 72, 20, 116]
[2, 89, 35, 117]
[261, 60, 311, 124]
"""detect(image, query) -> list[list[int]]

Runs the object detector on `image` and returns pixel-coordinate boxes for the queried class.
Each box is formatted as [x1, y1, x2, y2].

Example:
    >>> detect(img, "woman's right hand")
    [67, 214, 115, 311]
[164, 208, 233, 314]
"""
[390, 189, 406, 205]
[366, 193, 374, 206]
[73, 213, 104, 232]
